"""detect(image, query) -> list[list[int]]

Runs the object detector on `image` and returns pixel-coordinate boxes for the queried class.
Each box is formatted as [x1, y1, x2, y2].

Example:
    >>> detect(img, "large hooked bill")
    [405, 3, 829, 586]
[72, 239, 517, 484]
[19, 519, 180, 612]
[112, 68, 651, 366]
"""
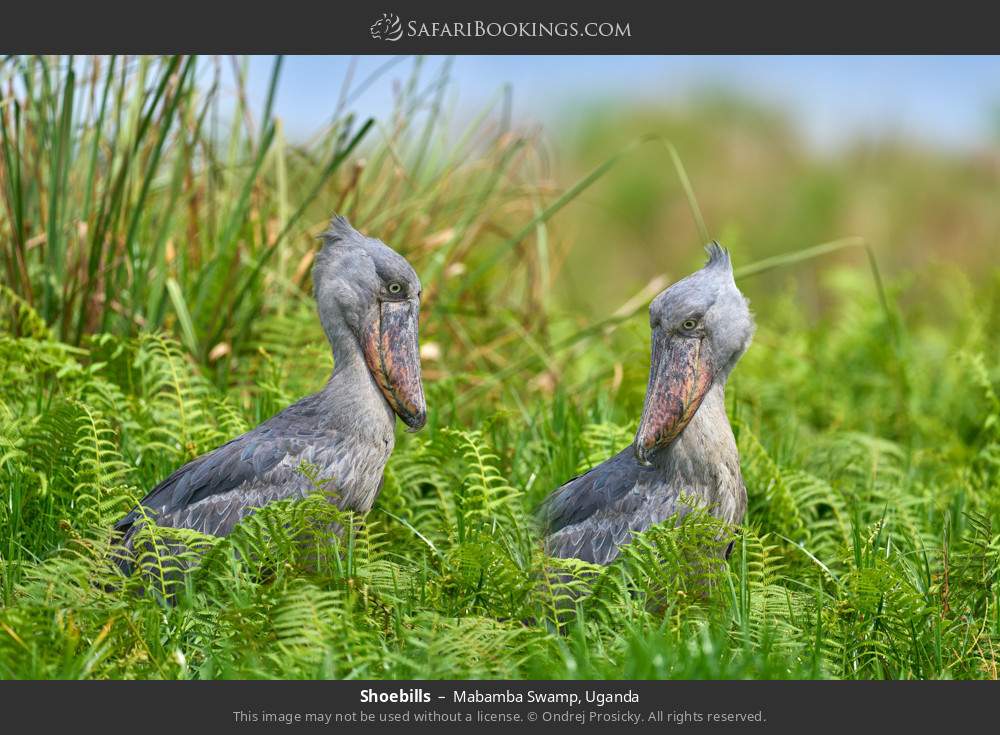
[634, 329, 714, 466]
[363, 299, 427, 431]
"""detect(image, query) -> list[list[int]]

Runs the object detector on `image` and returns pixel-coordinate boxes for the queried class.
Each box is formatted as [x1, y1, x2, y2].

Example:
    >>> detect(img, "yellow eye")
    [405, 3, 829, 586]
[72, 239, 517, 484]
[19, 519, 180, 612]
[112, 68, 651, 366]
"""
[388, 282, 402, 294]
[682, 319, 698, 330]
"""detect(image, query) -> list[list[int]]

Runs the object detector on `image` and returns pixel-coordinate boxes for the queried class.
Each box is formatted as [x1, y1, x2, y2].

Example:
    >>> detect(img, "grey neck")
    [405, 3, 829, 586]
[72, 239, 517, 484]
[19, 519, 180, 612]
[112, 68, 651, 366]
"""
[652, 381, 738, 472]
[319, 321, 396, 442]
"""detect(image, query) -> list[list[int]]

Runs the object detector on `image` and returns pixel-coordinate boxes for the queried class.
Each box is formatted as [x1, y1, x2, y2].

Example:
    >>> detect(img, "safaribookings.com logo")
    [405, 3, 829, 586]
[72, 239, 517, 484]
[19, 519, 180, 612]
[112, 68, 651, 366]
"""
[370, 14, 631, 42]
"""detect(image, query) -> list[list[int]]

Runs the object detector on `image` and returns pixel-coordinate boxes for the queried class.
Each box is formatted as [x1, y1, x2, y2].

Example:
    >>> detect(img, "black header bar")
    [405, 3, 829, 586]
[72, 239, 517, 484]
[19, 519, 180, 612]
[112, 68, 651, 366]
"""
[2, 0, 998, 54]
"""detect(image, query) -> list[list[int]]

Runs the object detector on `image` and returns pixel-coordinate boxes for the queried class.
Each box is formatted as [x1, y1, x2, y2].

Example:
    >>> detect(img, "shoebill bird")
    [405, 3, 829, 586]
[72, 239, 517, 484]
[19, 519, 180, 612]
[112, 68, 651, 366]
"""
[112, 216, 426, 572]
[540, 243, 754, 565]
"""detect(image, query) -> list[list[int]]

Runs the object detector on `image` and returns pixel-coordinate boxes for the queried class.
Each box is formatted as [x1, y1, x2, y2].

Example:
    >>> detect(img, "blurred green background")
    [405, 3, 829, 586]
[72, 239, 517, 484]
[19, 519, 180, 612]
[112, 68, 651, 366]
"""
[244, 55, 1000, 322]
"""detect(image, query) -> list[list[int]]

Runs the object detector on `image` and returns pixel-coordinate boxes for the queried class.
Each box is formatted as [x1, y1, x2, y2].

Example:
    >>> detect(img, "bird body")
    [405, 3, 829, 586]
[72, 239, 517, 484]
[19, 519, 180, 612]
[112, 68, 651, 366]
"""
[541, 244, 754, 565]
[542, 384, 744, 565]
[113, 217, 426, 570]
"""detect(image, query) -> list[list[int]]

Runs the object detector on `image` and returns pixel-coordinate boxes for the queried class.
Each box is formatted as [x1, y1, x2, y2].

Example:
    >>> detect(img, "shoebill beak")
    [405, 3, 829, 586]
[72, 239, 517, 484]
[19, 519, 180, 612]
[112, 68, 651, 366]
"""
[634, 327, 714, 466]
[362, 299, 427, 431]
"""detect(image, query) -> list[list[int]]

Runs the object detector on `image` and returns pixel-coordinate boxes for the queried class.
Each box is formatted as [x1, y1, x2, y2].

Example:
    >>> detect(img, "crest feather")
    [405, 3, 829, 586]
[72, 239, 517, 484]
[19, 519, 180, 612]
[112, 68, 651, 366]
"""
[321, 215, 365, 247]
[704, 241, 732, 272]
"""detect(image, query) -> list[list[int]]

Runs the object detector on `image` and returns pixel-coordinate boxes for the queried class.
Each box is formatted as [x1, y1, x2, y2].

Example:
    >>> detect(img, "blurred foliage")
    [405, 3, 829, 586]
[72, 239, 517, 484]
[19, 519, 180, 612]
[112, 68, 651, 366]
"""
[1, 56, 999, 680]
[557, 90, 1000, 322]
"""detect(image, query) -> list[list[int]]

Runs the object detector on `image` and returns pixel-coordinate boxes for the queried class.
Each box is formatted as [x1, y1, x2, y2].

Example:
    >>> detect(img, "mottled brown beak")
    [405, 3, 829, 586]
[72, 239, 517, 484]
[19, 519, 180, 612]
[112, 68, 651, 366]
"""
[634, 328, 714, 466]
[362, 300, 427, 431]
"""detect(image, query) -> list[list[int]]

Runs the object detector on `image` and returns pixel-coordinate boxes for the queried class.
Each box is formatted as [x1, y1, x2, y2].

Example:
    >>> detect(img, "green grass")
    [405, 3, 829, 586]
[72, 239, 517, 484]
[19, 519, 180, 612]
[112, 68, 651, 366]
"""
[0, 55, 998, 680]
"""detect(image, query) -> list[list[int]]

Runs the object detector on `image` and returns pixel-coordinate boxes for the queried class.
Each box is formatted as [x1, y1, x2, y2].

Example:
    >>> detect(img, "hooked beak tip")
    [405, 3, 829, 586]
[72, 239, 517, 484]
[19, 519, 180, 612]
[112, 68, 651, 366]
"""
[403, 411, 427, 432]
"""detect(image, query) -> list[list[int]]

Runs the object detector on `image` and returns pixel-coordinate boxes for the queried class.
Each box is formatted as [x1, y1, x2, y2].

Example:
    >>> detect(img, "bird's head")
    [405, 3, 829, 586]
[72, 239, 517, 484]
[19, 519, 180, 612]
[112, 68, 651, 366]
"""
[634, 242, 754, 465]
[313, 216, 426, 431]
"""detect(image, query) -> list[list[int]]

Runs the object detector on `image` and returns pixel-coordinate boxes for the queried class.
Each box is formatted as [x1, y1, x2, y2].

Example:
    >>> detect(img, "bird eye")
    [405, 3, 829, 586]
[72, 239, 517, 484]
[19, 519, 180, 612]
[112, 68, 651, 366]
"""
[388, 282, 402, 295]
[682, 319, 698, 331]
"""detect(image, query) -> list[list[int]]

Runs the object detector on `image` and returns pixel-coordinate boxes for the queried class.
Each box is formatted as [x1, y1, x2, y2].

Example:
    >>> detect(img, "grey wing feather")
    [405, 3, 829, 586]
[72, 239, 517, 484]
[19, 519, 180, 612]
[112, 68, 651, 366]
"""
[539, 447, 642, 534]
[115, 430, 290, 533]
[540, 447, 679, 565]
[114, 394, 329, 544]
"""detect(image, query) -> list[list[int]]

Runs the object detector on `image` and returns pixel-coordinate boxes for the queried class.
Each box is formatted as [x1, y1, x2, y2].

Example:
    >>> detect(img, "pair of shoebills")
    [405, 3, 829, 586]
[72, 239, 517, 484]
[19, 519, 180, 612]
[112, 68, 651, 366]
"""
[113, 216, 754, 573]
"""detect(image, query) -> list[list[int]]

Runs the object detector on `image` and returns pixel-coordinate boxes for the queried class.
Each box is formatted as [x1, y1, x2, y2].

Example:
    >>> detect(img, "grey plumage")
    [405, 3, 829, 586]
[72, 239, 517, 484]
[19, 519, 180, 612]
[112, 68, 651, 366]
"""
[113, 216, 426, 573]
[541, 243, 754, 565]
